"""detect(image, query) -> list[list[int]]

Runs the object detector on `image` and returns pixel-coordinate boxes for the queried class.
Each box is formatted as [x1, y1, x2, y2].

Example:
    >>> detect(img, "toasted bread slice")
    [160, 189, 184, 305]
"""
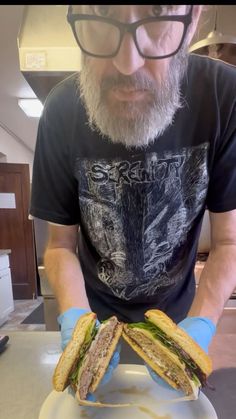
[76, 316, 123, 400]
[145, 310, 212, 376]
[90, 321, 123, 392]
[53, 312, 97, 391]
[122, 324, 195, 396]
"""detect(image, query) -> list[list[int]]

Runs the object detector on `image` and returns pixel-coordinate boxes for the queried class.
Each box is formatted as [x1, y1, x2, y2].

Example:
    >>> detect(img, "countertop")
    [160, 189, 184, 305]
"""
[0, 331, 235, 419]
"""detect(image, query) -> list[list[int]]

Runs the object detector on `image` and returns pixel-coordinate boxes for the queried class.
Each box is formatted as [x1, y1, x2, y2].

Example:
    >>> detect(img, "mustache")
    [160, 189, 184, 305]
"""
[100, 72, 157, 93]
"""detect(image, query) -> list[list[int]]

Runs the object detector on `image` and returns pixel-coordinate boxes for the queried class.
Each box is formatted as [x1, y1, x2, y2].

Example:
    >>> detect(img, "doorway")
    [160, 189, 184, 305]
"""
[0, 163, 37, 299]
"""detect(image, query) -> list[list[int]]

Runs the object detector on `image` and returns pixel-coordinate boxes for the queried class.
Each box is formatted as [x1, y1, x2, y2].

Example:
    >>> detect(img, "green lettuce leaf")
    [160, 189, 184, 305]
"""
[69, 322, 97, 384]
[128, 321, 198, 371]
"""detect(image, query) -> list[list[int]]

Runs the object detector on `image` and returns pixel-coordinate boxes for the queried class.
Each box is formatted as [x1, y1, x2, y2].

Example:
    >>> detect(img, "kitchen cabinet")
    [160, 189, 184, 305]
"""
[0, 251, 14, 326]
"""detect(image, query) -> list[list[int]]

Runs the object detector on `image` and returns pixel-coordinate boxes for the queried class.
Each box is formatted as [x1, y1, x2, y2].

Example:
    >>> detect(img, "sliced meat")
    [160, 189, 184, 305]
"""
[125, 329, 193, 395]
[78, 317, 119, 400]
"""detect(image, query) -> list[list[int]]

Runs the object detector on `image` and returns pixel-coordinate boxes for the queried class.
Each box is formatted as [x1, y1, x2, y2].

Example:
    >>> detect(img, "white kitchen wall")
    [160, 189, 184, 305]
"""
[191, 5, 236, 45]
[0, 125, 34, 180]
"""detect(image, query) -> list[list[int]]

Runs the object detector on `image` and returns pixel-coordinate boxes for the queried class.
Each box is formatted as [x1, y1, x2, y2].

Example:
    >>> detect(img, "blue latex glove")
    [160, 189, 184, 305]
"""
[57, 308, 121, 401]
[146, 316, 216, 388]
[146, 364, 176, 390]
[178, 316, 216, 354]
[57, 307, 91, 351]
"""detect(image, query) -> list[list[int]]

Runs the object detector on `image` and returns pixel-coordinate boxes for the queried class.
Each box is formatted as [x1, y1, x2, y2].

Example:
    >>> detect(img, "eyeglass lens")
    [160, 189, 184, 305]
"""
[74, 20, 185, 57]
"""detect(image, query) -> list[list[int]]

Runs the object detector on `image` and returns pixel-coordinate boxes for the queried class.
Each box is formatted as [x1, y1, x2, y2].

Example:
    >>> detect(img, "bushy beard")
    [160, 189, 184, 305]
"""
[78, 48, 189, 149]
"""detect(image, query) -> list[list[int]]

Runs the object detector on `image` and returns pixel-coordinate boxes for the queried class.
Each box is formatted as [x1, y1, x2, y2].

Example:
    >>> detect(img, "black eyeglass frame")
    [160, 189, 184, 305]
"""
[67, 5, 193, 60]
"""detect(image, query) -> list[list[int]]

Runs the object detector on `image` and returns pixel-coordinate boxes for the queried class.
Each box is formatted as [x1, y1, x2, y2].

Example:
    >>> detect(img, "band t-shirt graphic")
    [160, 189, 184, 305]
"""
[30, 55, 236, 323]
[76, 145, 208, 302]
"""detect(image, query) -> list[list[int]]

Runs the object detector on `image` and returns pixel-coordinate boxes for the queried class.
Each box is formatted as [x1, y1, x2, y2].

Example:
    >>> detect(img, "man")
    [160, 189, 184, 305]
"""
[30, 5, 236, 393]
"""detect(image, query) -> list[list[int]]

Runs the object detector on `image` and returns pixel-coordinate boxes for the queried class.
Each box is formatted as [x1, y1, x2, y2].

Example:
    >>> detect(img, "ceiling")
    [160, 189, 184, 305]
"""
[0, 5, 39, 152]
[1, 5, 236, 153]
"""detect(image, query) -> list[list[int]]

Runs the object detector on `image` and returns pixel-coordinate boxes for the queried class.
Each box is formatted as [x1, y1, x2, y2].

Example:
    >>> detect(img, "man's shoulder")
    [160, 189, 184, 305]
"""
[186, 54, 236, 108]
[43, 72, 81, 112]
[188, 53, 236, 81]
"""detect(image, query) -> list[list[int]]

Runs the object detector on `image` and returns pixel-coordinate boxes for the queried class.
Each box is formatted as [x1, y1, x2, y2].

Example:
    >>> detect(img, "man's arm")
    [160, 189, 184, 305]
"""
[188, 209, 236, 325]
[44, 223, 91, 313]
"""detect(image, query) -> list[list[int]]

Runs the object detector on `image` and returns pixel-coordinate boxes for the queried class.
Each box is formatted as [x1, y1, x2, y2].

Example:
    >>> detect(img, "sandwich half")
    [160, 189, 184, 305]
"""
[122, 309, 213, 398]
[53, 312, 123, 403]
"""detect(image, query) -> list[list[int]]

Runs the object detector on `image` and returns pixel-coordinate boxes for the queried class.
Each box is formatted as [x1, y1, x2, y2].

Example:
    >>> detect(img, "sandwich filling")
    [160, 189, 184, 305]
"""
[76, 316, 120, 400]
[127, 322, 206, 387]
[69, 320, 97, 389]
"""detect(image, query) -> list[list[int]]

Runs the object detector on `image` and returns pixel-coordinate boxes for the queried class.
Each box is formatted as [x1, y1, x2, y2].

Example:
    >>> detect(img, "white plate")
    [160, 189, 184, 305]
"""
[39, 364, 218, 419]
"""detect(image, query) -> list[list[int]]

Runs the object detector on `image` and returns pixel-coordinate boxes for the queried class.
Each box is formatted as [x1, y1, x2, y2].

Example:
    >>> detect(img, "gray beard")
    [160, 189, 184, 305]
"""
[78, 49, 189, 149]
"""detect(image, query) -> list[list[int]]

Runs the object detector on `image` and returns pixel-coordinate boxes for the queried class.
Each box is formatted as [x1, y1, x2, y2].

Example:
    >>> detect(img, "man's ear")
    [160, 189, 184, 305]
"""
[185, 5, 203, 46]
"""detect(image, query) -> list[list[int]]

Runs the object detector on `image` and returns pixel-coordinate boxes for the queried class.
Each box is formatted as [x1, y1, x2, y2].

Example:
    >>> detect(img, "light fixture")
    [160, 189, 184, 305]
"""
[189, 6, 236, 54]
[18, 98, 43, 118]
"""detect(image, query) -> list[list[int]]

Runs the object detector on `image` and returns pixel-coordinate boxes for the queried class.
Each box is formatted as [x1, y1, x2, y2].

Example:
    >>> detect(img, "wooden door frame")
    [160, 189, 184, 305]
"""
[0, 163, 37, 298]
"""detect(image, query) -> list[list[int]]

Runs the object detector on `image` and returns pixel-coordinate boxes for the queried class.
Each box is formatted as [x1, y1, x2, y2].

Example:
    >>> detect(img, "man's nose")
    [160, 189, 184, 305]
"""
[112, 32, 145, 75]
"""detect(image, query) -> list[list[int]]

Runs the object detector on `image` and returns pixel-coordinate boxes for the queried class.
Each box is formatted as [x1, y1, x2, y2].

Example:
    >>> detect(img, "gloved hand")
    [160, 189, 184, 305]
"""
[57, 307, 91, 351]
[146, 316, 216, 388]
[146, 364, 177, 391]
[178, 316, 216, 353]
[57, 308, 121, 401]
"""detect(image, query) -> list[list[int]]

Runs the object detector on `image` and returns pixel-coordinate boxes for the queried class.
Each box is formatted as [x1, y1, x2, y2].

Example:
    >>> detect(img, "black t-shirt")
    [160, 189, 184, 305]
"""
[30, 54, 236, 323]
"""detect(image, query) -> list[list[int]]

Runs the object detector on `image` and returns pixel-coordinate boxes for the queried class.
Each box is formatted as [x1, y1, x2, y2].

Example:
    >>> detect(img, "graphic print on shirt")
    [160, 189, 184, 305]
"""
[75, 144, 209, 300]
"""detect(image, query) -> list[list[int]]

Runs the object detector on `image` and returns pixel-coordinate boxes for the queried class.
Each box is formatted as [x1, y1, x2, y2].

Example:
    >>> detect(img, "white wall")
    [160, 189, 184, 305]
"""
[0, 125, 34, 180]
[191, 5, 236, 45]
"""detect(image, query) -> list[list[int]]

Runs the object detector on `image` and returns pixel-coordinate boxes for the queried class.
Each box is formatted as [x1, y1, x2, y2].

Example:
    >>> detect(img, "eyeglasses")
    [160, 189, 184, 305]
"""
[67, 6, 193, 60]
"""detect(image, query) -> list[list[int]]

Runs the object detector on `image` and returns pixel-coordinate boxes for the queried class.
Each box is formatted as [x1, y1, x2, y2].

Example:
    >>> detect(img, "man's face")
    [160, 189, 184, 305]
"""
[76, 5, 199, 148]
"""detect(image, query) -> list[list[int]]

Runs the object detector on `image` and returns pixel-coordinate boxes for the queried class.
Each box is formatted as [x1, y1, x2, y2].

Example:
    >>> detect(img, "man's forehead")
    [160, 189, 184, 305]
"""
[71, 5, 185, 14]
